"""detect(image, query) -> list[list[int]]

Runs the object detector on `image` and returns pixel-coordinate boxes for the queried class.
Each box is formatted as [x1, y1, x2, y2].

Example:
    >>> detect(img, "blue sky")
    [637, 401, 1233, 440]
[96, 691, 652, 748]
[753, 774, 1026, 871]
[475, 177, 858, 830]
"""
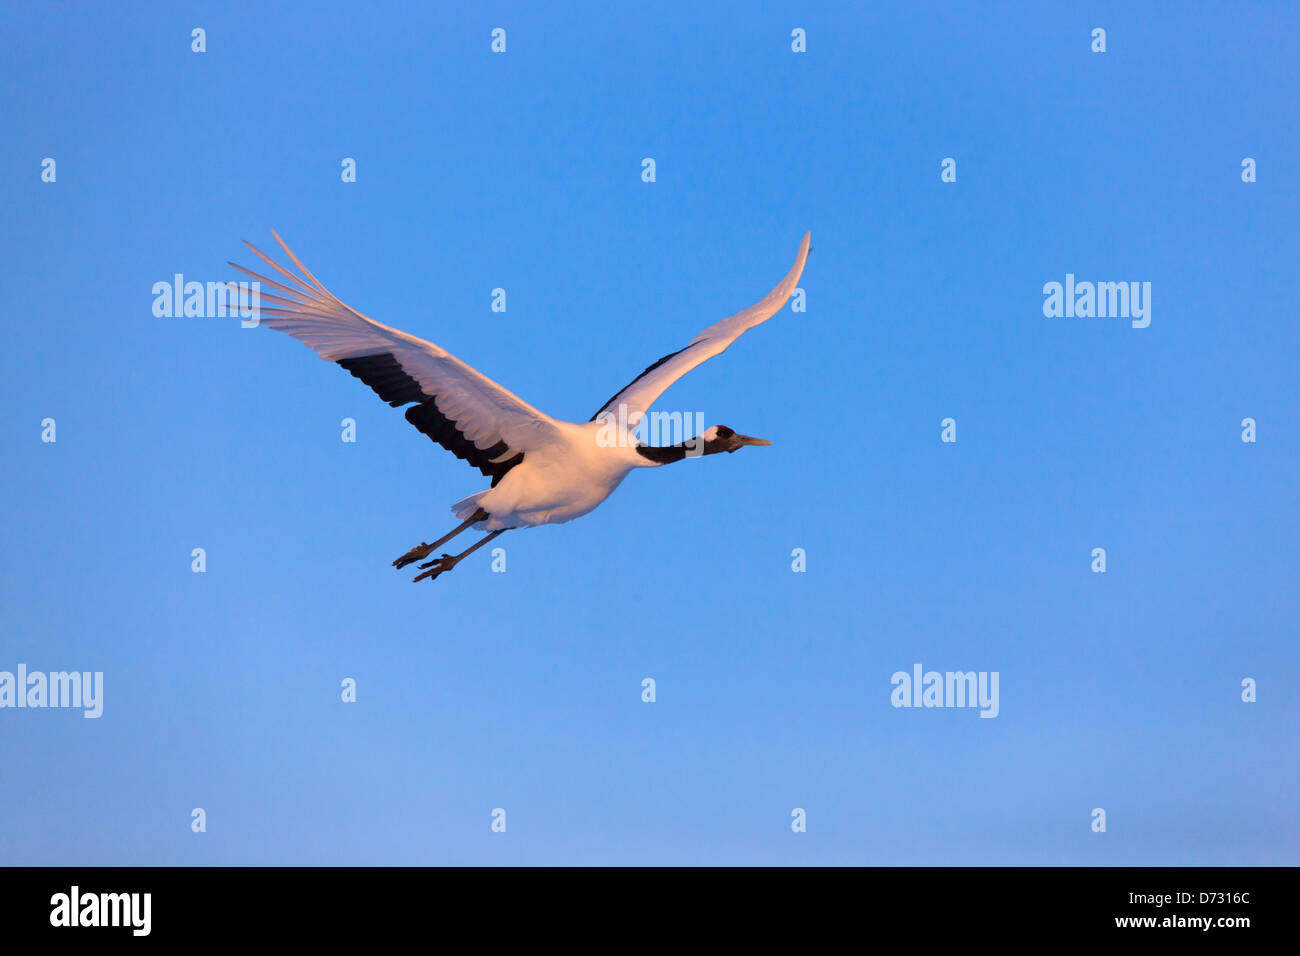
[1, 1, 1296, 865]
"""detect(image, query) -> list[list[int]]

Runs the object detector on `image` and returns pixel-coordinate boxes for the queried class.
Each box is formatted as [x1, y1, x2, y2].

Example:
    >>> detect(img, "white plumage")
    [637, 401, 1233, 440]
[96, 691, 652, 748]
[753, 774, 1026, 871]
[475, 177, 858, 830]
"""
[230, 230, 810, 582]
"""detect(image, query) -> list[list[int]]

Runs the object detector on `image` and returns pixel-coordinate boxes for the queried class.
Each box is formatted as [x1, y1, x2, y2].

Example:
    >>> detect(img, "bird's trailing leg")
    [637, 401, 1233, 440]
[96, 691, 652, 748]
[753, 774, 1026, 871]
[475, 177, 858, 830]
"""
[392, 508, 489, 570]
[412, 528, 507, 584]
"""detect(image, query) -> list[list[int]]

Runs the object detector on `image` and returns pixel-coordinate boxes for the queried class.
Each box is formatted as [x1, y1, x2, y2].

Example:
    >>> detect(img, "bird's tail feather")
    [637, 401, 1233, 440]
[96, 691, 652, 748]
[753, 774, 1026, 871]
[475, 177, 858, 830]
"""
[451, 491, 490, 522]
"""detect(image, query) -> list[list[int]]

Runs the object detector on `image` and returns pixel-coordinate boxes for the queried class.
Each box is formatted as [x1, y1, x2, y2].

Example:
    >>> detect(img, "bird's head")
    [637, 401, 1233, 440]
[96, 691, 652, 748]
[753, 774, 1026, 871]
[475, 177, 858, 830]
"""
[699, 425, 772, 455]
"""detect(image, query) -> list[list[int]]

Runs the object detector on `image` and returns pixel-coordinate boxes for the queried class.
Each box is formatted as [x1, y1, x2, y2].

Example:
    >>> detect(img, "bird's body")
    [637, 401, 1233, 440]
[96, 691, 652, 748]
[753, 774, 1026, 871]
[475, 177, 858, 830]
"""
[452, 420, 638, 531]
[230, 230, 810, 581]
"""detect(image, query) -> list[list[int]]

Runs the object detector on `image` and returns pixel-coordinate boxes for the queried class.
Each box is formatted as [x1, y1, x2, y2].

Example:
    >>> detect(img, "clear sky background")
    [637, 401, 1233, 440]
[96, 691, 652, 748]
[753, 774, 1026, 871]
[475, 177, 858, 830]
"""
[1, 1, 1296, 865]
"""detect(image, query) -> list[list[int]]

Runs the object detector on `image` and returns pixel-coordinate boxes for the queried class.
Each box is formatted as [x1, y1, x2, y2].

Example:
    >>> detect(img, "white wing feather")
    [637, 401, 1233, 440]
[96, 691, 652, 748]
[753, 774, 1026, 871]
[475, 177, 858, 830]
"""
[592, 232, 811, 427]
[230, 231, 561, 456]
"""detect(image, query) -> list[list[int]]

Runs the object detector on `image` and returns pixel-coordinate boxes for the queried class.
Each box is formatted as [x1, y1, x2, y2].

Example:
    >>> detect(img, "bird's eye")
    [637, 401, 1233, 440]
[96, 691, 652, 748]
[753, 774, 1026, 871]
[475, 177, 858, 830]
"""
[715, 426, 734, 439]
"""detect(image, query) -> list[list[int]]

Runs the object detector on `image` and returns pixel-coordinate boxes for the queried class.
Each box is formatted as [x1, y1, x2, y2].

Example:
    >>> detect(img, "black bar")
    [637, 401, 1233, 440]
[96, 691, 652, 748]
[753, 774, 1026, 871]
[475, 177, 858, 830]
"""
[0, 866, 1279, 942]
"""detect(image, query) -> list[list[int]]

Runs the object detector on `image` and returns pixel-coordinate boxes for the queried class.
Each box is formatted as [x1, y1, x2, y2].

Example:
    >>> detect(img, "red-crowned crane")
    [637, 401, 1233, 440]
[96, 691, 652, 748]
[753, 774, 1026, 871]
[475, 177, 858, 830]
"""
[230, 231, 810, 582]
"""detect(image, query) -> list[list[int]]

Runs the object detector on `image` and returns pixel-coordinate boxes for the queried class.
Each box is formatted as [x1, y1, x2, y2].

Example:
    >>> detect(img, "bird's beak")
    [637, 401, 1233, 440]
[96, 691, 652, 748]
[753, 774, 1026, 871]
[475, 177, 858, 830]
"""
[735, 434, 772, 447]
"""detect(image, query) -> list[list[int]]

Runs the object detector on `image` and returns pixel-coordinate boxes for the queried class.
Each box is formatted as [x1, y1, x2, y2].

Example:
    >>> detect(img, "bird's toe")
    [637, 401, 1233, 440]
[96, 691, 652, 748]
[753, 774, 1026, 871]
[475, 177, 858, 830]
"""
[393, 543, 434, 569]
[412, 555, 457, 583]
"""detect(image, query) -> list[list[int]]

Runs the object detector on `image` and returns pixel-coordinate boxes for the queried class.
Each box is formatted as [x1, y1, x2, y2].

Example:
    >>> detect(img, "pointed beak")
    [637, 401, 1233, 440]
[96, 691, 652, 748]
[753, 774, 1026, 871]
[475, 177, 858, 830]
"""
[735, 434, 772, 447]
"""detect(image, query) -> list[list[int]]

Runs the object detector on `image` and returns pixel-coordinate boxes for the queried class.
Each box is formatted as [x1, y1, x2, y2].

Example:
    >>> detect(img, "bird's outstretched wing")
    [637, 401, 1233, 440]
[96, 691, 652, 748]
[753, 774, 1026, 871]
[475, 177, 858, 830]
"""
[231, 231, 560, 485]
[590, 231, 811, 427]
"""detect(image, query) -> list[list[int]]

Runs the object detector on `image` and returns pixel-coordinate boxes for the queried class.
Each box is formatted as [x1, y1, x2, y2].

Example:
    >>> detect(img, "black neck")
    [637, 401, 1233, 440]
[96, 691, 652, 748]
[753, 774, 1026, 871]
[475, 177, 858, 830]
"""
[635, 437, 727, 463]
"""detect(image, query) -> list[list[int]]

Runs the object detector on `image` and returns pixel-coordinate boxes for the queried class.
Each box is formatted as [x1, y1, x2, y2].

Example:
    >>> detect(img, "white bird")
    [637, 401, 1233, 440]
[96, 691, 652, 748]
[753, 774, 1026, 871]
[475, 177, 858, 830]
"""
[230, 230, 811, 582]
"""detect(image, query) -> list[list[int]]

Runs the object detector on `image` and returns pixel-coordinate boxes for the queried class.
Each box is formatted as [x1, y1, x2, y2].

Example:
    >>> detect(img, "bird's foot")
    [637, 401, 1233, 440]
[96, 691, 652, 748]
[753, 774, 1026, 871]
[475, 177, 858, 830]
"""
[412, 554, 458, 583]
[393, 542, 435, 569]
